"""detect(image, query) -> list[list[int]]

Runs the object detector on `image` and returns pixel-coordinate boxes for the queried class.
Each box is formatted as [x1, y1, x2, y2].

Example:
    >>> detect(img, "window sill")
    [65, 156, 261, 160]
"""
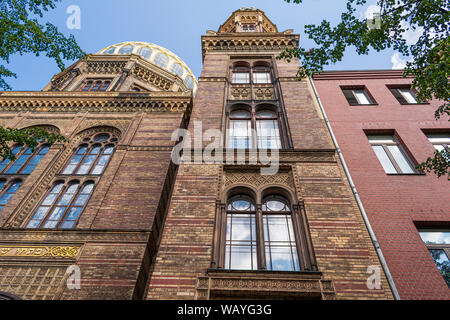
[386, 172, 426, 176]
[349, 103, 378, 106]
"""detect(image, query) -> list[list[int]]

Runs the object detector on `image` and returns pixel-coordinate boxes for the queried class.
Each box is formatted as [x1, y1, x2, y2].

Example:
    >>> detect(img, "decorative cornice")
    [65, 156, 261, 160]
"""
[0, 91, 193, 113]
[312, 69, 413, 80]
[201, 33, 299, 60]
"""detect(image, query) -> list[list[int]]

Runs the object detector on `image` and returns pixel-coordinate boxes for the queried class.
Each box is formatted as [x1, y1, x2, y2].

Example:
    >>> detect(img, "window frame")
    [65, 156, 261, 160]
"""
[213, 189, 317, 273]
[26, 180, 95, 229]
[418, 229, 450, 287]
[61, 133, 117, 176]
[367, 134, 418, 174]
[387, 85, 426, 105]
[0, 144, 50, 175]
[341, 86, 376, 106]
[0, 179, 22, 212]
[80, 79, 112, 92]
[227, 106, 284, 150]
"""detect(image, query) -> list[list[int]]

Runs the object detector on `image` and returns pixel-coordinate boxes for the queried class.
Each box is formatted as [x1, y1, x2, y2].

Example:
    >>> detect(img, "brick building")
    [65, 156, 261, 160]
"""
[312, 70, 450, 299]
[0, 8, 397, 300]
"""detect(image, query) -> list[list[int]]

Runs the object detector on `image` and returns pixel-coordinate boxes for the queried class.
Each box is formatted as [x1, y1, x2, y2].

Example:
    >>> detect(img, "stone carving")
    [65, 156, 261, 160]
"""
[83, 61, 127, 74]
[224, 169, 294, 189]
[131, 65, 173, 91]
[0, 245, 80, 258]
[230, 86, 250, 100]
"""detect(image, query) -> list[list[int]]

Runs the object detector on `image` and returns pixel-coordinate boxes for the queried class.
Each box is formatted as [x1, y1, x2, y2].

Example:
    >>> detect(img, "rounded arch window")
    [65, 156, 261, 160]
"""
[62, 132, 118, 176]
[230, 109, 251, 119]
[232, 64, 250, 84]
[225, 193, 257, 270]
[118, 45, 134, 54]
[255, 109, 281, 149]
[154, 53, 169, 68]
[228, 108, 252, 149]
[137, 47, 152, 59]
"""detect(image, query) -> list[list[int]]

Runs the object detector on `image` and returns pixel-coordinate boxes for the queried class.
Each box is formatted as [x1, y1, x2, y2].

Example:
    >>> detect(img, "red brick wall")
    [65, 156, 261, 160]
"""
[313, 71, 450, 299]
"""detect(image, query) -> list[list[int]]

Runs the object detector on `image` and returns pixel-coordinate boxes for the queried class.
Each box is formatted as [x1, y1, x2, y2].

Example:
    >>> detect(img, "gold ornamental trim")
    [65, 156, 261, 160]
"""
[0, 245, 81, 259]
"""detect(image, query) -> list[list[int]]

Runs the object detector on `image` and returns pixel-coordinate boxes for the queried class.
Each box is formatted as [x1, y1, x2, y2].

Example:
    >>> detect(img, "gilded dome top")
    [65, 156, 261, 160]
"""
[98, 41, 198, 94]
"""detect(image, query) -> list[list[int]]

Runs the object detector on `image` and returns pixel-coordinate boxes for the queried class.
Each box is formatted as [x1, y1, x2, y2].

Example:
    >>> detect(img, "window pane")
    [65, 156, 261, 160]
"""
[428, 249, 450, 287]
[399, 89, 417, 103]
[419, 232, 450, 244]
[232, 72, 250, 84]
[225, 213, 257, 270]
[353, 90, 371, 104]
[387, 145, 415, 173]
[229, 120, 252, 149]
[253, 72, 271, 84]
[154, 53, 168, 68]
[372, 146, 397, 173]
[263, 214, 299, 271]
[257, 120, 280, 149]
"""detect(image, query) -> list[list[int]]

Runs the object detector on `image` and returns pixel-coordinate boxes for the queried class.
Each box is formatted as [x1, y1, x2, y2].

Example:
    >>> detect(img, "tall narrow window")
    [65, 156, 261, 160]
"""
[253, 66, 271, 84]
[232, 66, 250, 84]
[225, 195, 257, 270]
[419, 230, 450, 287]
[62, 133, 117, 175]
[368, 135, 416, 174]
[26, 180, 95, 229]
[389, 87, 418, 104]
[228, 110, 252, 149]
[262, 195, 300, 271]
[0, 180, 22, 212]
[256, 110, 281, 149]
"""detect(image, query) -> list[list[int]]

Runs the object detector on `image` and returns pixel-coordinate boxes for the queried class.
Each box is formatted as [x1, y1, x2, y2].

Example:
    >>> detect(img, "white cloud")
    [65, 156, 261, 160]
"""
[391, 53, 408, 69]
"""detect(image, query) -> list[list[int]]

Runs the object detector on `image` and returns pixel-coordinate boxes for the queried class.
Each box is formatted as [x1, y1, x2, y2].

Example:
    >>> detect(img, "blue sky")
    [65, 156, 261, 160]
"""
[6, 0, 401, 91]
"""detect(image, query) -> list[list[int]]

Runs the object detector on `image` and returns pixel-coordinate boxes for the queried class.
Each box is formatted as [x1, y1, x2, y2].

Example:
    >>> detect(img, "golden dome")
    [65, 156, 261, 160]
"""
[98, 41, 198, 94]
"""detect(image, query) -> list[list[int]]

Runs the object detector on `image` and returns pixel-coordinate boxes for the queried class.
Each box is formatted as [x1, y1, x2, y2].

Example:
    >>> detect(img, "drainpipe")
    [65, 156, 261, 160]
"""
[309, 76, 401, 300]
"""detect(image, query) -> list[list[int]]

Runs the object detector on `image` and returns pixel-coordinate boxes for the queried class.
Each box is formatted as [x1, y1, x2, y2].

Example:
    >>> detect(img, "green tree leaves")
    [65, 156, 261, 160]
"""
[0, 0, 85, 90]
[281, 0, 449, 178]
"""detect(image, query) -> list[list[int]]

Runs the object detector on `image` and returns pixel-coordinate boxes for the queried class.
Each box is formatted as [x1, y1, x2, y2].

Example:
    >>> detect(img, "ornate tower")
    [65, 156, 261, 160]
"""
[0, 42, 194, 299]
[146, 8, 394, 300]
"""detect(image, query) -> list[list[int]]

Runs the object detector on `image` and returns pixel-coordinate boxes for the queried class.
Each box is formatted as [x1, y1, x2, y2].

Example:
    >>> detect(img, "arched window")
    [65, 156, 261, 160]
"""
[26, 180, 95, 229]
[62, 133, 117, 175]
[262, 195, 300, 271]
[228, 109, 253, 149]
[0, 144, 50, 175]
[0, 180, 22, 212]
[216, 188, 316, 272]
[225, 195, 257, 270]
[256, 110, 281, 149]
